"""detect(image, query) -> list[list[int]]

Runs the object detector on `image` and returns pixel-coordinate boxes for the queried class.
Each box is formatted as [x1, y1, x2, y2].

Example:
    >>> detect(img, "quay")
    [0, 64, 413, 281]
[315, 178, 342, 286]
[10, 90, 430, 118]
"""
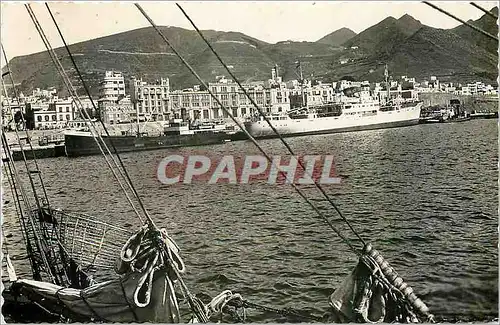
[8, 143, 66, 161]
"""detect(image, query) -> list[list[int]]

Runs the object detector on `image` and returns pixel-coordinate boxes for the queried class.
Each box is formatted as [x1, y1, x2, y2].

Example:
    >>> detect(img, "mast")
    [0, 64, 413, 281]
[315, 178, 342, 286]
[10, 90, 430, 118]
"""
[299, 62, 305, 107]
[136, 101, 140, 136]
[384, 64, 390, 104]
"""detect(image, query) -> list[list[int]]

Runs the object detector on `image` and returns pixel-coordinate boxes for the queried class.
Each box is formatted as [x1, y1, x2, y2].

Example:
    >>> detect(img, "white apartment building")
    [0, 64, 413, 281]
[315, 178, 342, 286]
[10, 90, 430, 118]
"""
[129, 77, 170, 122]
[30, 98, 82, 129]
[32, 87, 57, 99]
[169, 71, 292, 122]
[99, 71, 126, 101]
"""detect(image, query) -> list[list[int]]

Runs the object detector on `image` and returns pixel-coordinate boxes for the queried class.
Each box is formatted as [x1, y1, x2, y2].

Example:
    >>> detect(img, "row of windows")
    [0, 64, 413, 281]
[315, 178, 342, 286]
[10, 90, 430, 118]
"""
[37, 114, 71, 122]
[170, 94, 280, 107]
[57, 107, 75, 113]
[140, 88, 168, 94]
[138, 102, 165, 107]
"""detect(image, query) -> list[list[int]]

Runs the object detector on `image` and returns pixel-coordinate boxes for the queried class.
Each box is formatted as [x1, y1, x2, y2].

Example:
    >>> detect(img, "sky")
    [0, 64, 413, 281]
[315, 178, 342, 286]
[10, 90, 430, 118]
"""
[1, 1, 497, 64]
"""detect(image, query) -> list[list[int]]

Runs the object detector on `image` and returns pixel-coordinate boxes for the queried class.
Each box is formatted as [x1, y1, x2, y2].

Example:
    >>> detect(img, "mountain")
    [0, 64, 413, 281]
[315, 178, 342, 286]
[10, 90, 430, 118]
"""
[452, 6, 498, 54]
[317, 12, 496, 84]
[388, 25, 497, 82]
[6, 11, 498, 97]
[316, 28, 357, 46]
[342, 15, 423, 57]
[6, 26, 274, 96]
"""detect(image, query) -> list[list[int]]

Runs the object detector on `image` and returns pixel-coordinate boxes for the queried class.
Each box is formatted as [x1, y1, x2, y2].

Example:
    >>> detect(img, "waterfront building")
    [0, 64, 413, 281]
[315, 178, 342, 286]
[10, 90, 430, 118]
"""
[99, 71, 126, 101]
[26, 101, 55, 130]
[28, 98, 88, 129]
[129, 77, 170, 122]
[169, 68, 292, 123]
[99, 96, 134, 124]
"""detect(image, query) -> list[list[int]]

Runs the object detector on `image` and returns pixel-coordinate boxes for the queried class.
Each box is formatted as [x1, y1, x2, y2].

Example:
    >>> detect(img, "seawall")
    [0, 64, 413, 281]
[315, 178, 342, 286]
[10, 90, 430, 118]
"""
[419, 93, 498, 113]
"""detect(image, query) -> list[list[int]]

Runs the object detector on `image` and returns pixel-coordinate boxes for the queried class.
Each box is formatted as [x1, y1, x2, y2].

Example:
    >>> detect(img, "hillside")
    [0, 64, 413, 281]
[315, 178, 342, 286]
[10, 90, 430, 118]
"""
[6, 10, 498, 97]
[316, 28, 357, 46]
[452, 6, 498, 54]
[342, 15, 423, 57]
[315, 11, 497, 84]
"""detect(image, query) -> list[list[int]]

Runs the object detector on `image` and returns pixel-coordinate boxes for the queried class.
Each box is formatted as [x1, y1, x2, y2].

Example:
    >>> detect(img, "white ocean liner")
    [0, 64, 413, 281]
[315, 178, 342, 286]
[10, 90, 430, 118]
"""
[244, 96, 422, 138]
[245, 63, 422, 139]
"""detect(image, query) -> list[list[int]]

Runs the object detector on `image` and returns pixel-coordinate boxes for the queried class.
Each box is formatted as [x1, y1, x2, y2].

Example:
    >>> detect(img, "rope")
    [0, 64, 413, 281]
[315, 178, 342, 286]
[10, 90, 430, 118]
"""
[24, 4, 145, 226]
[2, 162, 31, 264]
[470, 2, 498, 20]
[1, 127, 57, 284]
[237, 299, 324, 322]
[45, 3, 157, 230]
[135, 3, 362, 256]
[1, 46, 52, 214]
[1, 55, 43, 214]
[423, 1, 498, 41]
[176, 2, 366, 247]
[1, 50, 67, 285]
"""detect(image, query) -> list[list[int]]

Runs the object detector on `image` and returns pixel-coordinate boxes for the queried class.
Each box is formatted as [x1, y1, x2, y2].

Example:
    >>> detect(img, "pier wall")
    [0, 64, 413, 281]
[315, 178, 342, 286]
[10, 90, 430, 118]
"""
[419, 93, 498, 112]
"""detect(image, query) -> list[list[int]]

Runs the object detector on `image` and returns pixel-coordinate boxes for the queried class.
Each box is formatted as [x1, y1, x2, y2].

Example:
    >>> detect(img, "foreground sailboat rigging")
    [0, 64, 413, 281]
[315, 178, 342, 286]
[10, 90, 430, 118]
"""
[0, 2, 451, 323]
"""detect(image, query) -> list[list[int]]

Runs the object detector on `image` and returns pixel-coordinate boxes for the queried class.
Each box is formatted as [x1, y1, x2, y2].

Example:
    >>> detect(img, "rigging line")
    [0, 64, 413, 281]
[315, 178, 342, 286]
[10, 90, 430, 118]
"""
[470, 2, 499, 20]
[176, 3, 366, 246]
[24, 6, 143, 272]
[24, 4, 142, 223]
[1, 48, 48, 213]
[22, 10, 146, 256]
[1, 132, 57, 283]
[23, 4, 139, 226]
[1, 133, 34, 231]
[134, 3, 361, 255]
[21, 10, 138, 286]
[2, 152, 35, 275]
[1, 46, 51, 211]
[423, 1, 498, 41]
[45, 3, 157, 230]
[24, 4, 145, 225]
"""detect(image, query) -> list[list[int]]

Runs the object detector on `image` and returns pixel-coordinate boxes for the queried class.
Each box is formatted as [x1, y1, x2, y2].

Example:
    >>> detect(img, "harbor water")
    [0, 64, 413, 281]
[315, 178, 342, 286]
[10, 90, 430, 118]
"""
[2, 119, 497, 322]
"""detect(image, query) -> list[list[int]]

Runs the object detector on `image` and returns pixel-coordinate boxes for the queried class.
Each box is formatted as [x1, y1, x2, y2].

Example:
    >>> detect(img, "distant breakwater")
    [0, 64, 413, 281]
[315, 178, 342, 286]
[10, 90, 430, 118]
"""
[419, 93, 498, 112]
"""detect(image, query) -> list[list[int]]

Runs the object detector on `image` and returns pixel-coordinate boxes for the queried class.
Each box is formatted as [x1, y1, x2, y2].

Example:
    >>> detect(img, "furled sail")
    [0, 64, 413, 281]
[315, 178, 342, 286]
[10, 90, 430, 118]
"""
[11, 226, 184, 323]
[327, 244, 433, 323]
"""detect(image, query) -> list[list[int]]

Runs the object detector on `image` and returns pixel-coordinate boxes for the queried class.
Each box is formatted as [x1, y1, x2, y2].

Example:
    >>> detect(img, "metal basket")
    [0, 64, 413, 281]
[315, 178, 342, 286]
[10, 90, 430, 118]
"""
[44, 208, 134, 272]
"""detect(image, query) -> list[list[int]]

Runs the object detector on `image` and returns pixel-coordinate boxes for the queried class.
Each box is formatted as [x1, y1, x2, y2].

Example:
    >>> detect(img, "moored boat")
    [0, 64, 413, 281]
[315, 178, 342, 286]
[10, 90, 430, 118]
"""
[244, 65, 422, 139]
[470, 111, 498, 119]
[64, 119, 236, 157]
[245, 98, 422, 139]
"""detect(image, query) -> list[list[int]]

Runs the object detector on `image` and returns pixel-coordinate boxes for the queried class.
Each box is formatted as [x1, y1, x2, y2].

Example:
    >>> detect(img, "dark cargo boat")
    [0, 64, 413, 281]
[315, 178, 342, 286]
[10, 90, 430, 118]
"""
[64, 119, 244, 157]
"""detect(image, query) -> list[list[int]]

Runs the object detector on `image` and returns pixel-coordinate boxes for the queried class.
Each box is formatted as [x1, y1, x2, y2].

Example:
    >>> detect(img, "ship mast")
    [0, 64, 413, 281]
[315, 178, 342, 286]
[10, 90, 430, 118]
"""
[293, 61, 306, 108]
[299, 62, 305, 108]
[136, 101, 140, 136]
[384, 63, 390, 105]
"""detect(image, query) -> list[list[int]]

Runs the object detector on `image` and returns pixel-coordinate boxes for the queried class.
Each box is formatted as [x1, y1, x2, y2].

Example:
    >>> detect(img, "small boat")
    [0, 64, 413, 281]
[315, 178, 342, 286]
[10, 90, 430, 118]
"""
[470, 111, 498, 119]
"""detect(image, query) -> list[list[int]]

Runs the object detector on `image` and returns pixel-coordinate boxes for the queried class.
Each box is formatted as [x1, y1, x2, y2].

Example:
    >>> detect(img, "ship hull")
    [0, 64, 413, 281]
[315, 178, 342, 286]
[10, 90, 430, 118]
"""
[64, 132, 231, 157]
[244, 103, 422, 139]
